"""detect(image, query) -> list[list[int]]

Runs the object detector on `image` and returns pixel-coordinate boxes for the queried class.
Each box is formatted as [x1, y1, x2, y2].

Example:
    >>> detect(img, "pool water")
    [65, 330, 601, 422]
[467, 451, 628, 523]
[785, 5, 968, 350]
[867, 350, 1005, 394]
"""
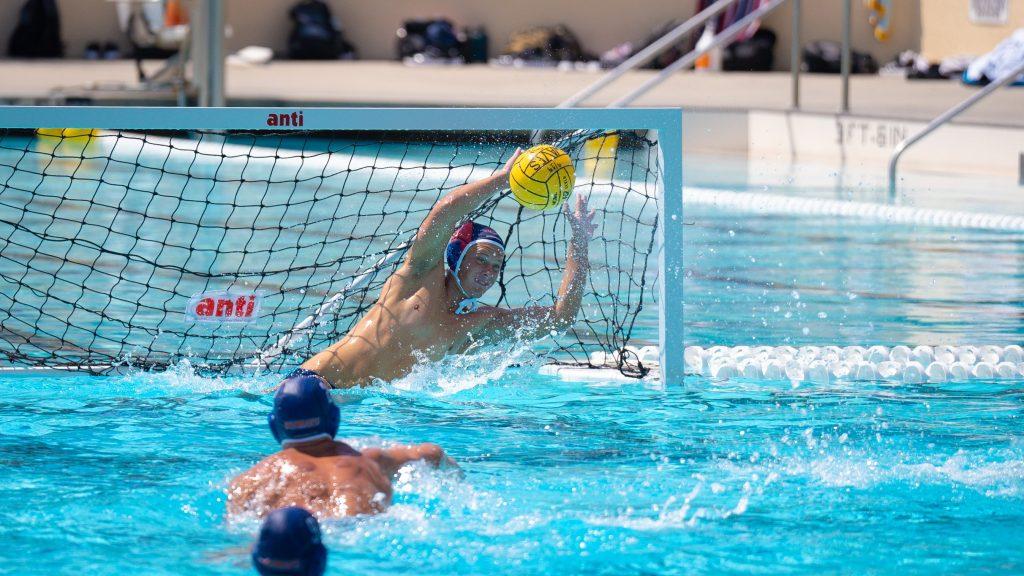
[1, 352, 1021, 575]
[2, 136, 1023, 574]
[683, 153, 1024, 347]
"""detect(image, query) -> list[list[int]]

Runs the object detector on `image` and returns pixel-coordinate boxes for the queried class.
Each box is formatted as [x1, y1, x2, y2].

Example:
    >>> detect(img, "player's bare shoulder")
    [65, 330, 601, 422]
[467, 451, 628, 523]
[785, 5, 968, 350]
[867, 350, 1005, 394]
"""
[227, 453, 286, 514]
[377, 260, 444, 304]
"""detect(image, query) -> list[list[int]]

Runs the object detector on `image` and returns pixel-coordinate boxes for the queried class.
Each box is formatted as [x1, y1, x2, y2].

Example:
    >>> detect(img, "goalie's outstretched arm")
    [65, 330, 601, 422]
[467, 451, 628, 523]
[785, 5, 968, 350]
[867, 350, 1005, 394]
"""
[482, 193, 597, 339]
[403, 148, 522, 275]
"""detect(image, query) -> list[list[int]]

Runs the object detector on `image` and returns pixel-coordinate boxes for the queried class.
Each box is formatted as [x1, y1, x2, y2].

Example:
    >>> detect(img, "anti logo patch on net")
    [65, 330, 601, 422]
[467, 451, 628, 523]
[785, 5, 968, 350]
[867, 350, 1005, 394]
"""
[186, 290, 263, 323]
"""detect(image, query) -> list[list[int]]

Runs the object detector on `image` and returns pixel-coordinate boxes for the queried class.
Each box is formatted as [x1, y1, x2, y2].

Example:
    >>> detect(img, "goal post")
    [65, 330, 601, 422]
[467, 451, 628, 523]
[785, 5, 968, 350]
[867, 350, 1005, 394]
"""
[0, 107, 683, 383]
[655, 123, 684, 385]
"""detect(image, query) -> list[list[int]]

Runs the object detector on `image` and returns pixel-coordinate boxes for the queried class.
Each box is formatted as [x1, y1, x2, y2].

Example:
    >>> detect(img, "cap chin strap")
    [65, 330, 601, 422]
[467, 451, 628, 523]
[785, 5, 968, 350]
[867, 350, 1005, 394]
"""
[454, 297, 479, 315]
[447, 268, 479, 315]
[446, 238, 503, 316]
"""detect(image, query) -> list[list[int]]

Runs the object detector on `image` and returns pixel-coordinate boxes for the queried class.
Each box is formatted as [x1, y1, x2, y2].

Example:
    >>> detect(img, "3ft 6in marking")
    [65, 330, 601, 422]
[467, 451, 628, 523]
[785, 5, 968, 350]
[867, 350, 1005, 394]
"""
[835, 120, 908, 149]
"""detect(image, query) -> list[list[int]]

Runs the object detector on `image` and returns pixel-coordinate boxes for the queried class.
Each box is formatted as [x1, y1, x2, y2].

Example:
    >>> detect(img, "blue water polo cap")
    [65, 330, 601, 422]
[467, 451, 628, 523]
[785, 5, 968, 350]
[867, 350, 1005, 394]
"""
[252, 507, 327, 576]
[268, 369, 340, 447]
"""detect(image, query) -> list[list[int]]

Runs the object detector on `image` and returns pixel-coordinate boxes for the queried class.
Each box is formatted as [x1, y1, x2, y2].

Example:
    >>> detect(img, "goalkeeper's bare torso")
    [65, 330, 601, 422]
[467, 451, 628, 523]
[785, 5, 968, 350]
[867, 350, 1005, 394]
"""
[299, 261, 498, 388]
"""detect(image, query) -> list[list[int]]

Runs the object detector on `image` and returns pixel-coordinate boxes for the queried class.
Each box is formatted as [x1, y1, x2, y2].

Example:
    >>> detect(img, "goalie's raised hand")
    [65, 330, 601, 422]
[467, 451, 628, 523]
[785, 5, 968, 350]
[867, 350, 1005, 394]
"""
[564, 192, 597, 242]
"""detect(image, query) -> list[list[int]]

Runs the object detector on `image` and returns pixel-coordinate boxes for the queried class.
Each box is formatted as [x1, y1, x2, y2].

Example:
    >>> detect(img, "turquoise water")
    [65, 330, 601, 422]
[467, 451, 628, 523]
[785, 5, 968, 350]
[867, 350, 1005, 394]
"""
[1, 358, 1021, 575]
[684, 203, 1024, 346]
[2, 137, 1024, 574]
[684, 153, 1024, 347]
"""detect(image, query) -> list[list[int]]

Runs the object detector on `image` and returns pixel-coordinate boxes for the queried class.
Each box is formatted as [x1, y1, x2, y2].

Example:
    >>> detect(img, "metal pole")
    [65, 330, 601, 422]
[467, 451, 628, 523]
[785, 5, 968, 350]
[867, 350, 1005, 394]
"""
[208, 0, 224, 107]
[841, 0, 851, 113]
[888, 59, 1024, 199]
[790, 0, 801, 109]
[191, 2, 207, 107]
[610, 0, 787, 108]
[198, 0, 225, 107]
[654, 121, 684, 385]
[559, 0, 737, 108]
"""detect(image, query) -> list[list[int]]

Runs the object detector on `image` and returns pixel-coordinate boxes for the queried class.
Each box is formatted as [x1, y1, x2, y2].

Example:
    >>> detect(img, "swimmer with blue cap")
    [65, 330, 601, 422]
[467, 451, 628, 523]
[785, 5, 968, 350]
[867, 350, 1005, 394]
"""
[301, 147, 598, 388]
[228, 370, 456, 518]
[252, 507, 326, 576]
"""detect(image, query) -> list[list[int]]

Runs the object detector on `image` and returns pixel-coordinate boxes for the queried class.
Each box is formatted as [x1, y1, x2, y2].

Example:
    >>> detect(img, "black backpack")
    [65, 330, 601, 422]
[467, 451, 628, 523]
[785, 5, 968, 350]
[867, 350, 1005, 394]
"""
[723, 28, 776, 72]
[287, 0, 355, 60]
[7, 0, 63, 58]
[396, 19, 466, 60]
[803, 40, 878, 74]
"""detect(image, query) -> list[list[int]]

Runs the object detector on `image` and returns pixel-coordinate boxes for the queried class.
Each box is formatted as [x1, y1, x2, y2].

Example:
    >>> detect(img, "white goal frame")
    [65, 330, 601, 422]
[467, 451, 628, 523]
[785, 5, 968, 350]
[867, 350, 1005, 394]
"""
[0, 106, 684, 384]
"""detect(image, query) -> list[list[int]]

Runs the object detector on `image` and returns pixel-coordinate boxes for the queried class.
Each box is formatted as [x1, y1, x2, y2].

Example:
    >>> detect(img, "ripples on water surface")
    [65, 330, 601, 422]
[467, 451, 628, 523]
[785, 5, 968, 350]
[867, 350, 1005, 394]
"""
[1, 143, 1022, 573]
[0, 357, 1020, 575]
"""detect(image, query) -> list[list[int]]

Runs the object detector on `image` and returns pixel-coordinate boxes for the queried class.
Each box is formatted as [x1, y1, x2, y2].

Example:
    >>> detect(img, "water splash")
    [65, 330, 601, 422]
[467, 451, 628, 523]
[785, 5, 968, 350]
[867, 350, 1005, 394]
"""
[712, 445, 1024, 497]
[115, 359, 276, 395]
[385, 337, 546, 396]
[584, 480, 752, 530]
[314, 460, 495, 546]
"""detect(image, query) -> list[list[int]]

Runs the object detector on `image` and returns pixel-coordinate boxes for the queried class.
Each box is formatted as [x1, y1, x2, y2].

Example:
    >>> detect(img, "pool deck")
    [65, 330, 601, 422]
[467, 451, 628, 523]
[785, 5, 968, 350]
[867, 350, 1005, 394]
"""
[2, 59, 1022, 128]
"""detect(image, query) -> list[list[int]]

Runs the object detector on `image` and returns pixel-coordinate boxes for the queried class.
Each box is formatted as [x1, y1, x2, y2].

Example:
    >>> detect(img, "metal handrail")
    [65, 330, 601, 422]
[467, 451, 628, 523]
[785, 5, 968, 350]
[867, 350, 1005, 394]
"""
[561, 0, 810, 110]
[558, 0, 739, 108]
[791, 0, 801, 109]
[887, 60, 1024, 199]
[610, 0, 789, 107]
[841, 0, 851, 112]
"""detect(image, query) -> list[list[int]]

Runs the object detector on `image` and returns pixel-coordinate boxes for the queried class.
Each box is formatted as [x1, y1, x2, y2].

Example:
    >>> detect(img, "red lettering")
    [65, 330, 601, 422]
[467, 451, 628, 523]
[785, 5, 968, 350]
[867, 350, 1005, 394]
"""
[189, 291, 261, 321]
[265, 111, 304, 128]
[195, 297, 214, 316]
[215, 298, 234, 316]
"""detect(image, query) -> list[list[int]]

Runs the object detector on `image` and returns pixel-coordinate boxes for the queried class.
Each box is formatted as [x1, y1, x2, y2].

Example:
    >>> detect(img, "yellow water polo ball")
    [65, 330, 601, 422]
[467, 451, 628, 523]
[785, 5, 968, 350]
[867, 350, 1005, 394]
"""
[508, 144, 576, 211]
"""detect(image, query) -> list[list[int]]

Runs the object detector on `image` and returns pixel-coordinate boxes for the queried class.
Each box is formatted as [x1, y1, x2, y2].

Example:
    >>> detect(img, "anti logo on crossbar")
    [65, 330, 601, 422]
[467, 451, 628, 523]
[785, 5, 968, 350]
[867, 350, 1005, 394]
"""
[186, 290, 263, 323]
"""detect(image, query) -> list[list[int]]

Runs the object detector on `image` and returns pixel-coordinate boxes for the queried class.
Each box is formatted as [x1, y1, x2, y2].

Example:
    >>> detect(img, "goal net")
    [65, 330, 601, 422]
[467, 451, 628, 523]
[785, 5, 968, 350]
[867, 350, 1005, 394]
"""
[0, 123, 663, 377]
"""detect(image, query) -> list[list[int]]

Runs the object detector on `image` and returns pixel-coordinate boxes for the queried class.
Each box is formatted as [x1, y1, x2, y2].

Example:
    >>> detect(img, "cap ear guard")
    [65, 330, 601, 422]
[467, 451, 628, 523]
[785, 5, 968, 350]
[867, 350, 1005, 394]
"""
[268, 411, 283, 444]
[307, 543, 328, 576]
[322, 399, 340, 441]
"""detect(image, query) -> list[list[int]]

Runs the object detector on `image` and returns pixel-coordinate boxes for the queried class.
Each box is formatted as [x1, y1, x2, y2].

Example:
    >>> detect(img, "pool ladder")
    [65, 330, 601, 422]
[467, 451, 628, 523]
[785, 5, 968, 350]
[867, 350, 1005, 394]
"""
[887, 59, 1024, 201]
[557, 0, 803, 109]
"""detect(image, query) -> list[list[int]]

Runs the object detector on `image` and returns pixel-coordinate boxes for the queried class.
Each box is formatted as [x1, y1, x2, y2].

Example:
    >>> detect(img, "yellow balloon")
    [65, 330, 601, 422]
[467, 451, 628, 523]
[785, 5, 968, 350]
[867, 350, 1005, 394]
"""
[508, 144, 575, 211]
